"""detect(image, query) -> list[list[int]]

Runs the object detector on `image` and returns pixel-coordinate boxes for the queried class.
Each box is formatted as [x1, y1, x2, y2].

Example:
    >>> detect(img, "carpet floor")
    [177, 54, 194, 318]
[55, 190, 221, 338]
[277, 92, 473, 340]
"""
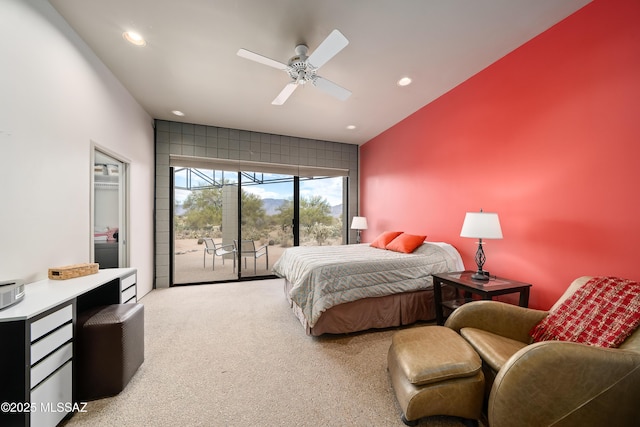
[61, 279, 475, 427]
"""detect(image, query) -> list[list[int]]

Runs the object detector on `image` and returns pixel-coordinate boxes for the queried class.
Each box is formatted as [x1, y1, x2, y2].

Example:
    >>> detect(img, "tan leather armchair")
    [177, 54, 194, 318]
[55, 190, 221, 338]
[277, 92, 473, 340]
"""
[445, 276, 640, 427]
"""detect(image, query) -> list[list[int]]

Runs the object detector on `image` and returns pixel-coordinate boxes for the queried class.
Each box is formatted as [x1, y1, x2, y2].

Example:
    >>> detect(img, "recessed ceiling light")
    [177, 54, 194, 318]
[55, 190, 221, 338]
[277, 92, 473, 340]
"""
[123, 31, 146, 47]
[171, 110, 185, 117]
[397, 77, 412, 87]
[346, 125, 356, 130]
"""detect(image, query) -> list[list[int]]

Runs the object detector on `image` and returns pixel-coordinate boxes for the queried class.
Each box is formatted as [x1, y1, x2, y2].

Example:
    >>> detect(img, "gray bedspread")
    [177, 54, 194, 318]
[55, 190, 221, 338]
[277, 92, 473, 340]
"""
[272, 242, 463, 327]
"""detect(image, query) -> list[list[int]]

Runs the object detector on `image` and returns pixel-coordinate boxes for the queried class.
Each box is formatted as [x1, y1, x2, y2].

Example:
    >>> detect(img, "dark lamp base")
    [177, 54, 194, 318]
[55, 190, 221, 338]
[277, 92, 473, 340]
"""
[471, 271, 489, 281]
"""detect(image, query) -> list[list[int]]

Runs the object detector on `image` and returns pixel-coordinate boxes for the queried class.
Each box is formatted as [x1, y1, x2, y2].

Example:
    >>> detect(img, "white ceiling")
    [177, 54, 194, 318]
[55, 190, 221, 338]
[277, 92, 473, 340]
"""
[49, 0, 591, 145]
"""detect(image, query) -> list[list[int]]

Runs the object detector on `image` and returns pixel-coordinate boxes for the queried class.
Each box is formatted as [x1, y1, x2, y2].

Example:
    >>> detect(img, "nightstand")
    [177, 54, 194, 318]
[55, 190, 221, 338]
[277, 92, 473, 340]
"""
[432, 271, 532, 325]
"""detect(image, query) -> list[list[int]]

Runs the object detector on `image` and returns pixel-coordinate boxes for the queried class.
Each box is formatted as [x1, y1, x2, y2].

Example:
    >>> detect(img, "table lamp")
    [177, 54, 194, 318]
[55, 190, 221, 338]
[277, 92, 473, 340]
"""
[460, 209, 503, 281]
[350, 216, 368, 244]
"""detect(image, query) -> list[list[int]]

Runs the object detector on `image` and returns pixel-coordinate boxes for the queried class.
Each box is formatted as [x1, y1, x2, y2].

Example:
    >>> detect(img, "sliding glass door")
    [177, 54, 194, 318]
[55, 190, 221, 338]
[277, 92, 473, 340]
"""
[171, 164, 346, 285]
[173, 168, 238, 284]
[239, 171, 293, 278]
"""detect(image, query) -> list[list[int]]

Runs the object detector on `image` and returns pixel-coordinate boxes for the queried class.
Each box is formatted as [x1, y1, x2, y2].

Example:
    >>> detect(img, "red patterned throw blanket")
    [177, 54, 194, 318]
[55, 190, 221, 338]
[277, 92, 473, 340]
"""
[530, 276, 640, 348]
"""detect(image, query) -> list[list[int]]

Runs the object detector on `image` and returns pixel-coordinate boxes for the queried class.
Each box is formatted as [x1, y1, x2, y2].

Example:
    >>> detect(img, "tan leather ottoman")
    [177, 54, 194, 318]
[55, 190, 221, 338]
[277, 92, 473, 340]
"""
[76, 303, 144, 400]
[388, 326, 484, 426]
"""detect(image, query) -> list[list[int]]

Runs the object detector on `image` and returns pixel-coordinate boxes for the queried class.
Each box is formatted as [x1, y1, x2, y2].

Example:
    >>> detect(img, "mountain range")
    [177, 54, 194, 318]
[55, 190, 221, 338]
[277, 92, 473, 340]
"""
[175, 198, 342, 217]
[262, 198, 342, 217]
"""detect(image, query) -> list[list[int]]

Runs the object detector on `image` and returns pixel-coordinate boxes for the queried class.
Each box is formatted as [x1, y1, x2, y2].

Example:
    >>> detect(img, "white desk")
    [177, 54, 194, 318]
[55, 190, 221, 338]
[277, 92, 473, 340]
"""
[0, 268, 137, 427]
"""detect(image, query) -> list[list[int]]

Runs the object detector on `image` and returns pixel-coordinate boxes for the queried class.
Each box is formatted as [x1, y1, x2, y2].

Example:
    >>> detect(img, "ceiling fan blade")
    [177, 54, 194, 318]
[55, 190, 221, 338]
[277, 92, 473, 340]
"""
[272, 82, 298, 105]
[237, 48, 288, 70]
[306, 29, 349, 69]
[313, 76, 351, 101]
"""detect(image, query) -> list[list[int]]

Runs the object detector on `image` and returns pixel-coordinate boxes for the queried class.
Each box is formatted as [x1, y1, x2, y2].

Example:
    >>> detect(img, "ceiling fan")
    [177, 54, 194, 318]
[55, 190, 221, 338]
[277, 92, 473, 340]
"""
[237, 29, 352, 105]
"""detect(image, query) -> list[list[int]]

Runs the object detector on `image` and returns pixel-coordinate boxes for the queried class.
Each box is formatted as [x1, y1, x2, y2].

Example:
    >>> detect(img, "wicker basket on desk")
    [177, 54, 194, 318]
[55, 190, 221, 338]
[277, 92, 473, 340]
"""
[48, 263, 99, 280]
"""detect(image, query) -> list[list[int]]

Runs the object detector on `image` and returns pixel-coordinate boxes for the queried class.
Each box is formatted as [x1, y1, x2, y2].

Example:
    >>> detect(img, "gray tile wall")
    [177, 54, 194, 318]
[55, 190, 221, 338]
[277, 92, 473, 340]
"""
[154, 120, 359, 288]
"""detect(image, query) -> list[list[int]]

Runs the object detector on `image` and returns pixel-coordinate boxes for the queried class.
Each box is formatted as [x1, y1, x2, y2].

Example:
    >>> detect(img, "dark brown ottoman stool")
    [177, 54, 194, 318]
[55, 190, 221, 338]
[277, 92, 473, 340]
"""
[388, 326, 484, 426]
[77, 303, 144, 400]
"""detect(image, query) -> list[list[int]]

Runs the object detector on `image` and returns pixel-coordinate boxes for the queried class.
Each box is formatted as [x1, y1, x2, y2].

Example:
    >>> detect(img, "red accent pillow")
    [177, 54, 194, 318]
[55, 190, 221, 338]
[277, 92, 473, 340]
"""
[370, 231, 403, 249]
[385, 233, 427, 253]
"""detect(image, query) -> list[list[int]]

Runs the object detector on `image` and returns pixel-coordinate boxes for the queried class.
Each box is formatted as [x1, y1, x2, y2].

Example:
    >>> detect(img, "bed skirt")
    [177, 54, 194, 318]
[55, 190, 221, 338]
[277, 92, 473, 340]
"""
[284, 279, 456, 336]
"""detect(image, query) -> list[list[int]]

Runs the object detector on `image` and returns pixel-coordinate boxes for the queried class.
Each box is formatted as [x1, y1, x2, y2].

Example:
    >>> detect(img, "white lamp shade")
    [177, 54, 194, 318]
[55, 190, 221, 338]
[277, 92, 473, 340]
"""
[460, 212, 503, 239]
[350, 216, 368, 230]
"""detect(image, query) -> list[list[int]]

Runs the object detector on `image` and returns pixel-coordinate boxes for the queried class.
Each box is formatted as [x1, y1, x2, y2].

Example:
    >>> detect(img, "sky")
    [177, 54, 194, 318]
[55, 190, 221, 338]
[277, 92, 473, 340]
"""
[174, 170, 343, 207]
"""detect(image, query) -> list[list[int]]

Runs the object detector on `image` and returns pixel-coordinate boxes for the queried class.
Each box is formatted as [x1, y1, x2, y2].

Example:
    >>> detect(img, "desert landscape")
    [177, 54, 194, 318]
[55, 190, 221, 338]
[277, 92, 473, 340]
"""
[173, 238, 287, 284]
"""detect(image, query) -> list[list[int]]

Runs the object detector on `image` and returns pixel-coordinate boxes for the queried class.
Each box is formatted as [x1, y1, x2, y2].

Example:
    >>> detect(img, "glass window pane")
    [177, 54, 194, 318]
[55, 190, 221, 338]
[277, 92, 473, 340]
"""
[299, 176, 345, 246]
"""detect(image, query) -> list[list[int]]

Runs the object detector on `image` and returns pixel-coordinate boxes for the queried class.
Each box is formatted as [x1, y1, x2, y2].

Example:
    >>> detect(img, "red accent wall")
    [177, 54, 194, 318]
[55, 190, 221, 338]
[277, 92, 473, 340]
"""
[360, 0, 640, 310]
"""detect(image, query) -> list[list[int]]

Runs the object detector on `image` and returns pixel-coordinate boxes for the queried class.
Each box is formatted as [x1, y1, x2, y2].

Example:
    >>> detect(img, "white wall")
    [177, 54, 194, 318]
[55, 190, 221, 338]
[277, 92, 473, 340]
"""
[0, 0, 155, 296]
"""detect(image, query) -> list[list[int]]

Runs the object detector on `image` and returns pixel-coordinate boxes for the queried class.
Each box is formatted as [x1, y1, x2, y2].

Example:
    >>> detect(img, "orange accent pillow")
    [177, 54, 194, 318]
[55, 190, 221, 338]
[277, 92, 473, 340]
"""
[370, 231, 403, 249]
[385, 233, 427, 253]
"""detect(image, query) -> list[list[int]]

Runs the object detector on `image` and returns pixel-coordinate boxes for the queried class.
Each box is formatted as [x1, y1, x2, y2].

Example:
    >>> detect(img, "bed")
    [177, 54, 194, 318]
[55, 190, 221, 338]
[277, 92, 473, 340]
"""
[272, 241, 464, 336]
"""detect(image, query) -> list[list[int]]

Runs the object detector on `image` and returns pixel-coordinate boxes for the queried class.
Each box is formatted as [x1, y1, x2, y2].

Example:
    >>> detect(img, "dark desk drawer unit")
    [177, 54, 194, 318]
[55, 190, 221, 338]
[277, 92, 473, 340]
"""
[0, 268, 137, 427]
